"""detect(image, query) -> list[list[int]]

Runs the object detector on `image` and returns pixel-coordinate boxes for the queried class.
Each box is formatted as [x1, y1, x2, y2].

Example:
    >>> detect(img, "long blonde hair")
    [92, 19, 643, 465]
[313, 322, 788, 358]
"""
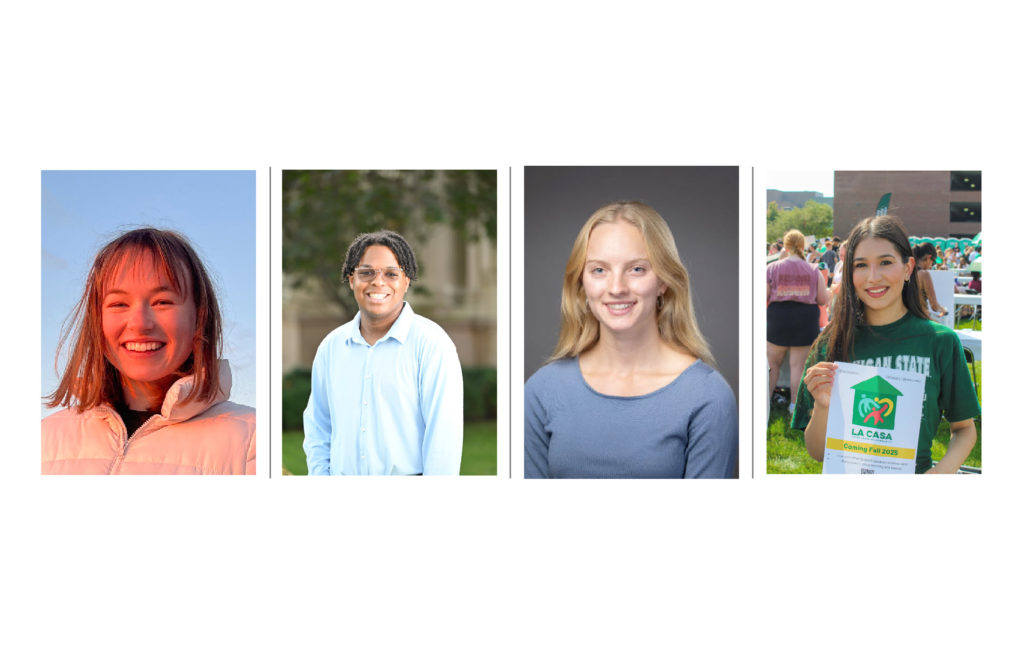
[549, 201, 715, 365]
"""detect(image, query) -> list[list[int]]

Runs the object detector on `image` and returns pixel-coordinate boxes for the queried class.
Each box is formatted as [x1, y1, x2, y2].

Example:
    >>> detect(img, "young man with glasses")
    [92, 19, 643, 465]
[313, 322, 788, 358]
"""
[303, 230, 464, 475]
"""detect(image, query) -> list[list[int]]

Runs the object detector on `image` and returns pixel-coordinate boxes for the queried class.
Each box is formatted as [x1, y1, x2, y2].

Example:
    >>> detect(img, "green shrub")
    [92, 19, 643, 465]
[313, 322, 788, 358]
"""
[282, 368, 312, 431]
[463, 365, 498, 421]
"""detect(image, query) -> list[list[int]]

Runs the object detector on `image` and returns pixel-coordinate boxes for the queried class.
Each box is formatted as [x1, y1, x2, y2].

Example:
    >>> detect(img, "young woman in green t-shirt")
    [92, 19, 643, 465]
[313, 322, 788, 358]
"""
[795, 216, 979, 473]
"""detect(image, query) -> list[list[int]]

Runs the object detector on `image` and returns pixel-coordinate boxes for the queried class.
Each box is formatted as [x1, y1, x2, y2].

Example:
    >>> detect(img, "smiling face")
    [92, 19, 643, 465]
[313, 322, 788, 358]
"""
[851, 236, 915, 325]
[101, 251, 198, 402]
[348, 244, 411, 328]
[581, 220, 665, 338]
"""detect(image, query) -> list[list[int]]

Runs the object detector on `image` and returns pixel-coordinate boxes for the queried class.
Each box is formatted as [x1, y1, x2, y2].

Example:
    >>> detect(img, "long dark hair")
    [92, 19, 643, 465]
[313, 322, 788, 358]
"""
[812, 215, 928, 362]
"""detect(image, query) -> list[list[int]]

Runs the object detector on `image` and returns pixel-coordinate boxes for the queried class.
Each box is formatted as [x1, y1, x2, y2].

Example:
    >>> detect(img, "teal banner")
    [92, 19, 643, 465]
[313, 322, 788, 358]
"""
[876, 193, 892, 216]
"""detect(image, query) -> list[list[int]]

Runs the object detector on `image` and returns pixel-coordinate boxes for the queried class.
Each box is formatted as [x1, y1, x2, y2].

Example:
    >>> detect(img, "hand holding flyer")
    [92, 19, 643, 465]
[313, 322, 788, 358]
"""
[823, 362, 926, 474]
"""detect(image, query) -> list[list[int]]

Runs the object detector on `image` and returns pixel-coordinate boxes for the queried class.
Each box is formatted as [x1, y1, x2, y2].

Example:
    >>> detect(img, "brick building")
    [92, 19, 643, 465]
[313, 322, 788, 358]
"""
[833, 171, 981, 239]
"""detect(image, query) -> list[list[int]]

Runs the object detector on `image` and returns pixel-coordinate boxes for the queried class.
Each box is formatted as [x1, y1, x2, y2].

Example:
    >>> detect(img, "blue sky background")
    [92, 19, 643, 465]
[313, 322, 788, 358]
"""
[41, 171, 257, 416]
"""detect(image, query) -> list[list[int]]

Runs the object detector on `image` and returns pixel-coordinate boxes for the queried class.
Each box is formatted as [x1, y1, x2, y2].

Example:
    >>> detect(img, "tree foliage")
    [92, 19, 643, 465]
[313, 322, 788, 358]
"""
[766, 199, 833, 244]
[283, 170, 497, 319]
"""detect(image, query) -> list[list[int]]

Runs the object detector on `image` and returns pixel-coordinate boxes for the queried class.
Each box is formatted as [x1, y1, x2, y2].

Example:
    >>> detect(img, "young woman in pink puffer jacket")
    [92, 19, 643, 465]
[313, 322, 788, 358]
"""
[42, 228, 255, 475]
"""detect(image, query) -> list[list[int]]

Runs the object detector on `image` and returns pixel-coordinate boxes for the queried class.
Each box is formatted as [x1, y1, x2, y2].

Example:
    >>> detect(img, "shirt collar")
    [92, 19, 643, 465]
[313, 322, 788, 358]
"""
[349, 301, 415, 346]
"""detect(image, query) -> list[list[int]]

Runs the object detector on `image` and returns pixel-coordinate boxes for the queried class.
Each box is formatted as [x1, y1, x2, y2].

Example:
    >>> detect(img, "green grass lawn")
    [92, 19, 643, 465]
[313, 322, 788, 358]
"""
[767, 362, 982, 474]
[766, 413, 822, 474]
[458, 420, 499, 475]
[282, 419, 497, 475]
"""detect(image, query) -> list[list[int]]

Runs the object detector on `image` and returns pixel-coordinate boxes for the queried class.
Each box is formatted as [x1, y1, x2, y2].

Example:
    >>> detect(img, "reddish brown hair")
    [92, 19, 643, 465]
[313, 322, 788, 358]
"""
[46, 228, 222, 411]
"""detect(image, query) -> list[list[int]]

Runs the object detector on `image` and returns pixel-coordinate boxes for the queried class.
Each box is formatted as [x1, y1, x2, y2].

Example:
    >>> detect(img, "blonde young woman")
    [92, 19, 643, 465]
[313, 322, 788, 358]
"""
[524, 201, 738, 478]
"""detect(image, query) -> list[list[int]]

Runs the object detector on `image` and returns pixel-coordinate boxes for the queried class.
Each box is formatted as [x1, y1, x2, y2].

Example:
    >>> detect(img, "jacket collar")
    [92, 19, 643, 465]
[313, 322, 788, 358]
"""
[91, 360, 232, 427]
[159, 359, 231, 422]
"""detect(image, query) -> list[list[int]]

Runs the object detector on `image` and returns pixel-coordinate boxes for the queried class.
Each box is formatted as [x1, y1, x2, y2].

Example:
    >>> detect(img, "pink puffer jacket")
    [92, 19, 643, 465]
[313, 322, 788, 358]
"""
[42, 361, 256, 475]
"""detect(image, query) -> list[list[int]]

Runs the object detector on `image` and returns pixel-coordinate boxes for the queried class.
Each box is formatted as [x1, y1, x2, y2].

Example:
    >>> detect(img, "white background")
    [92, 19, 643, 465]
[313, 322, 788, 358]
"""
[4, 2, 1021, 662]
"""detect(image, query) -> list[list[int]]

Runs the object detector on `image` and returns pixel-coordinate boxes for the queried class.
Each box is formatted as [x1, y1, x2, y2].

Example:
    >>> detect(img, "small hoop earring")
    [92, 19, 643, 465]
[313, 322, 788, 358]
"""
[656, 294, 664, 310]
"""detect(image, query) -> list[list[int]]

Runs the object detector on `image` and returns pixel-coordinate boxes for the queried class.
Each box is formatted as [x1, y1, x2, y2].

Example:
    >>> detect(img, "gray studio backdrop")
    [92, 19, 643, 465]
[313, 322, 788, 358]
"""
[524, 166, 739, 399]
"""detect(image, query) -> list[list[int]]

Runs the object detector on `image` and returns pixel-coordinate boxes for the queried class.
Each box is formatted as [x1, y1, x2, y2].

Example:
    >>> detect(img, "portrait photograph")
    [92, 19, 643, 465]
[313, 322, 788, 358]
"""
[765, 170, 982, 474]
[524, 166, 739, 479]
[41, 170, 258, 475]
[281, 170, 497, 476]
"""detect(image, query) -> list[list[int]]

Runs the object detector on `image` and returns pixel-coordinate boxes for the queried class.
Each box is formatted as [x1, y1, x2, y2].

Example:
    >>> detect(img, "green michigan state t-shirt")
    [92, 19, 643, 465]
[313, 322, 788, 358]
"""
[791, 313, 980, 473]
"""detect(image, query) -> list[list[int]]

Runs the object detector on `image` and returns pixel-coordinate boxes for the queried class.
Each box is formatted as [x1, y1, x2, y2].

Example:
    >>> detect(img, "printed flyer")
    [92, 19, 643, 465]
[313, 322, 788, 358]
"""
[823, 362, 925, 474]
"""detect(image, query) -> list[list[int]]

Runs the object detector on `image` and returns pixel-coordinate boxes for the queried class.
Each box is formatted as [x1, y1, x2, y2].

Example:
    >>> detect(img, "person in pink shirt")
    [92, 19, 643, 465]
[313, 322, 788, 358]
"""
[766, 229, 828, 413]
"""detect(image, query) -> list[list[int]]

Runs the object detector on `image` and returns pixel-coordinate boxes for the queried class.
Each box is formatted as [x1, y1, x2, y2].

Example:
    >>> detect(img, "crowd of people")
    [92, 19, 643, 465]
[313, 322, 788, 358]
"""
[934, 242, 982, 271]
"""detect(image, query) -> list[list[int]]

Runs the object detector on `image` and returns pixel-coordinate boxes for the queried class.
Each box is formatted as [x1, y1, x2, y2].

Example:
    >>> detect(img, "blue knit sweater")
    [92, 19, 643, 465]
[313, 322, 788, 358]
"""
[524, 358, 738, 478]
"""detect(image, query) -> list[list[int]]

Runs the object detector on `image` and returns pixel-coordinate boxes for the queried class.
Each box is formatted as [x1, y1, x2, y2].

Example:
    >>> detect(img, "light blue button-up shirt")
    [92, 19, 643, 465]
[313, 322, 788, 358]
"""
[302, 302, 463, 475]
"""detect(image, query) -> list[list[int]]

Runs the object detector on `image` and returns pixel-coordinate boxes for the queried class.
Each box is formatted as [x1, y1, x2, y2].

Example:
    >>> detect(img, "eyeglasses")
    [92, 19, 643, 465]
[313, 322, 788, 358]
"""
[353, 267, 405, 282]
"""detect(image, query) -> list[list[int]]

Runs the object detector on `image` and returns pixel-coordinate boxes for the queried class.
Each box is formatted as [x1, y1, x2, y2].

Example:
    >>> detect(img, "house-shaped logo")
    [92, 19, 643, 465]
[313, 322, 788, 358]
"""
[851, 375, 903, 431]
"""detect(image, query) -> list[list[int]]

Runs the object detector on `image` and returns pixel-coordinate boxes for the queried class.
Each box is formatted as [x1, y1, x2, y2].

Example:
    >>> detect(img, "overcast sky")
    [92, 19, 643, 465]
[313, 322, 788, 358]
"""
[765, 170, 835, 198]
